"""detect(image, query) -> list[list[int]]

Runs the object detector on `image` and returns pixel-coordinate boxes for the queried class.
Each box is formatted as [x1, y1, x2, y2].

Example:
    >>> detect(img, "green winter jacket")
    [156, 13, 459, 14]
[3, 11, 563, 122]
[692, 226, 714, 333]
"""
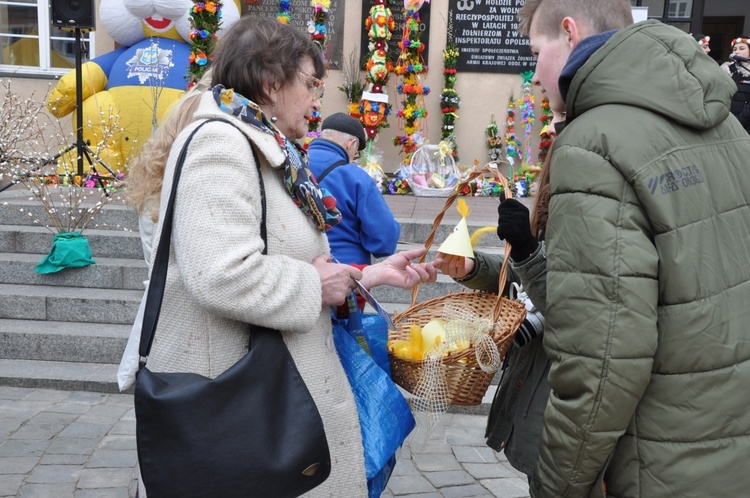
[533, 20, 750, 498]
[457, 245, 549, 476]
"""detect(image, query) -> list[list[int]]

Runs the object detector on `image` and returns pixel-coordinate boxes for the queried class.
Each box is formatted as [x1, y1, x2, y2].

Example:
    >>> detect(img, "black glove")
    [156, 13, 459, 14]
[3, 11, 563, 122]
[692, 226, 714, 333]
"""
[497, 198, 538, 262]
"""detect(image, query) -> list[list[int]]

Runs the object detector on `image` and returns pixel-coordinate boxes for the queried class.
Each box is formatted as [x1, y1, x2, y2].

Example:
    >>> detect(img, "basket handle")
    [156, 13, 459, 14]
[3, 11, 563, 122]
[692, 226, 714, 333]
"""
[410, 163, 515, 321]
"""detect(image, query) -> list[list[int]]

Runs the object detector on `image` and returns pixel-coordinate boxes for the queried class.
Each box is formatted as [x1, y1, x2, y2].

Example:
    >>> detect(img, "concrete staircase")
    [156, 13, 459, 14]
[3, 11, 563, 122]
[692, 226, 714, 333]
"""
[0, 187, 504, 412]
[0, 192, 144, 393]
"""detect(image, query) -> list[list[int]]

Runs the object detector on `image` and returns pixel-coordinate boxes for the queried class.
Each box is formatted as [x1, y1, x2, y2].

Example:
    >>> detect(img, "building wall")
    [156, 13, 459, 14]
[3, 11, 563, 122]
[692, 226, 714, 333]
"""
[336, 1, 535, 173]
[8, 1, 542, 174]
[704, 0, 750, 34]
[16, 1, 750, 174]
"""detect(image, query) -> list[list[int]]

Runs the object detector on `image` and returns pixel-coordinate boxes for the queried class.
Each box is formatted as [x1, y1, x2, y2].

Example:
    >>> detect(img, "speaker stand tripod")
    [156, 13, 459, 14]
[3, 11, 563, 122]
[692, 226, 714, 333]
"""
[46, 27, 117, 184]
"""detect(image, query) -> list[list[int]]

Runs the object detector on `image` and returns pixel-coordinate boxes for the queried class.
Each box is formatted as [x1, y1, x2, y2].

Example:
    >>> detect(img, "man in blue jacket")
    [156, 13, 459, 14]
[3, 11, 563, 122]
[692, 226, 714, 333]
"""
[308, 113, 400, 265]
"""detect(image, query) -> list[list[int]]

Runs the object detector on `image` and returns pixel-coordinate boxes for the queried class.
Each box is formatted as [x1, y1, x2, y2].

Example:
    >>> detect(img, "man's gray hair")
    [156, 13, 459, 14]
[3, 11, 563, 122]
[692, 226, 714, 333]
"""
[320, 128, 357, 145]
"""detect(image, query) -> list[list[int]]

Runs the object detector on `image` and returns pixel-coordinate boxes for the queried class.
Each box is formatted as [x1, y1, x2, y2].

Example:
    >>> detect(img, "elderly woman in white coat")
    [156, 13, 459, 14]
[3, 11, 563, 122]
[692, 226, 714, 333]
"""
[139, 16, 436, 496]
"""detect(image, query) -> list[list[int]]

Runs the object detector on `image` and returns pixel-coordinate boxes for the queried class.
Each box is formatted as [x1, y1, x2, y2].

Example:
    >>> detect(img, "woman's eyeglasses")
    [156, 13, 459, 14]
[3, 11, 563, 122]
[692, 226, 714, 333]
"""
[297, 71, 325, 100]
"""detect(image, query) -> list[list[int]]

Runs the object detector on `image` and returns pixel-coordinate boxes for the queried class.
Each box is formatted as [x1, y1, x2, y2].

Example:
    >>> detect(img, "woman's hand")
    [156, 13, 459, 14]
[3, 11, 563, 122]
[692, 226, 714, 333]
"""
[361, 248, 438, 290]
[312, 255, 363, 306]
[433, 252, 475, 280]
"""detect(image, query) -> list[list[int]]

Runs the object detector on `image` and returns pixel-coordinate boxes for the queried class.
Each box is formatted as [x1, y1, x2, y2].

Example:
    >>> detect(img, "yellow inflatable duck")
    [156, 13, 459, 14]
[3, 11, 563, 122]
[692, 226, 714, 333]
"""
[46, 0, 240, 172]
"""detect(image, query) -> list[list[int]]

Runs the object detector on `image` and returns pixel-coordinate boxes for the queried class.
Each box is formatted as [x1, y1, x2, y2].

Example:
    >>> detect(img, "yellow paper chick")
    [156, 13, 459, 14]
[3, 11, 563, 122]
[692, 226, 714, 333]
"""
[438, 199, 475, 258]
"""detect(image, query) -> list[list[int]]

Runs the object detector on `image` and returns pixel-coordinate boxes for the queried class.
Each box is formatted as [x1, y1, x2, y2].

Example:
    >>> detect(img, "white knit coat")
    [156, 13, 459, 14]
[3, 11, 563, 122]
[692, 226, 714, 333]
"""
[139, 92, 367, 497]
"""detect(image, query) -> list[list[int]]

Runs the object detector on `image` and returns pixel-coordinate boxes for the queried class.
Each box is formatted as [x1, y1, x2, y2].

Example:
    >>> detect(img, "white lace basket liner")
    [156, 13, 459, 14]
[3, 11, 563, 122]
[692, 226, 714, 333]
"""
[389, 165, 527, 407]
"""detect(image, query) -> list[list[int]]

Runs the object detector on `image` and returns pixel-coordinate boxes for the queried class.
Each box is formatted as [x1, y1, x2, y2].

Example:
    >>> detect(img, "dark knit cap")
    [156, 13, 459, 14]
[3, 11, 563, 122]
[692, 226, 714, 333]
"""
[321, 112, 367, 150]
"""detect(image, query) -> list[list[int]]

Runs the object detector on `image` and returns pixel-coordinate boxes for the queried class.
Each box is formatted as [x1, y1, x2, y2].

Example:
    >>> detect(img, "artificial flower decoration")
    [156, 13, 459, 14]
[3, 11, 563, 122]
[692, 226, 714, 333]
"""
[441, 39, 460, 160]
[303, 0, 331, 150]
[393, 2, 430, 165]
[505, 95, 521, 165]
[404, 0, 429, 9]
[308, 0, 330, 54]
[519, 70, 535, 167]
[537, 96, 552, 165]
[277, 0, 291, 24]
[388, 169, 412, 194]
[187, 0, 223, 88]
[486, 114, 503, 162]
[358, 0, 395, 168]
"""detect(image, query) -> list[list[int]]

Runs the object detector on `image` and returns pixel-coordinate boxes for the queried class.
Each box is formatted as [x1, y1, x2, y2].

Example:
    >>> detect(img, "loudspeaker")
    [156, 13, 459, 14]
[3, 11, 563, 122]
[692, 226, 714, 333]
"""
[50, 0, 95, 31]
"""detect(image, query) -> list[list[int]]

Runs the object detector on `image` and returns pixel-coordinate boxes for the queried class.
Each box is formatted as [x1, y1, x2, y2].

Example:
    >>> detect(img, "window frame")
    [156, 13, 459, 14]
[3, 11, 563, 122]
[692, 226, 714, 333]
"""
[0, 0, 96, 78]
[631, 0, 705, 34]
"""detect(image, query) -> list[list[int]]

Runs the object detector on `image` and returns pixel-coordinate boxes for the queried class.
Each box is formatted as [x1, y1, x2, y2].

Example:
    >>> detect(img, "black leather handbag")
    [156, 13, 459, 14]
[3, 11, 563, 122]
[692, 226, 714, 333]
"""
[134, 118, 332, 498]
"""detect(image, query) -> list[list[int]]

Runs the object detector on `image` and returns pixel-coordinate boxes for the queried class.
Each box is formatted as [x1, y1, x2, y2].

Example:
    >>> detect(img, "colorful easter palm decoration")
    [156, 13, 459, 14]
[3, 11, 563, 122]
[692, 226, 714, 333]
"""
[187, 0, 222, 89]
[441, 40, 460, 161]
[538, 96, 552, 164]
[277, 0, 291, 24]
[486, 114, 503, 162]
[302, 0, 331, 150]
[393, 0, 431, 165]
[505, 95, 521, 165]
[308, 0, 330, 53]
[519, 70, 535, 167]
[360, 0, 396, 151]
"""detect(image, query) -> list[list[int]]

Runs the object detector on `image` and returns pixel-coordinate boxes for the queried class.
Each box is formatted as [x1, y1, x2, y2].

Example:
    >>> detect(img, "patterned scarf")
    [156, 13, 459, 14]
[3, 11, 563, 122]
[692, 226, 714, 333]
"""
[211, 85, 341, 232]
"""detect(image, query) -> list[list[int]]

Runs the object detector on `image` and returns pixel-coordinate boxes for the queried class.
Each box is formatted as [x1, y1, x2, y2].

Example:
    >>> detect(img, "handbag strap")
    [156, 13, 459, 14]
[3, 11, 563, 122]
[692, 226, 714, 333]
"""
[139, 117, 267, 358]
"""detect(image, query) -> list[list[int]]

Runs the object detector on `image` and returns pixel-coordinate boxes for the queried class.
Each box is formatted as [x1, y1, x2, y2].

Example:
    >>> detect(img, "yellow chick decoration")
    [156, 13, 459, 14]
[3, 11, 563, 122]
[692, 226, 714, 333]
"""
[388, 324, 425, 362]
[438, 199, 475, 258]
[420, 319, 447, 350]
[389, 319, 471, 362]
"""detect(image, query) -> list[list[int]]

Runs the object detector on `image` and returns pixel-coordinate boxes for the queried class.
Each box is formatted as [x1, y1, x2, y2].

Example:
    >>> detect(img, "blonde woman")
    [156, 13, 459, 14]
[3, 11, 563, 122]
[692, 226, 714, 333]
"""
[126, 71, 212, 263]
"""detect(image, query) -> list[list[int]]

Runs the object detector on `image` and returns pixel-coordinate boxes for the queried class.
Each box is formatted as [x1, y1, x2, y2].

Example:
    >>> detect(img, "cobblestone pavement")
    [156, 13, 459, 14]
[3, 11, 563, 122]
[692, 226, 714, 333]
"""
[0, 387, 137, 497]
[0, 386, 530, 498]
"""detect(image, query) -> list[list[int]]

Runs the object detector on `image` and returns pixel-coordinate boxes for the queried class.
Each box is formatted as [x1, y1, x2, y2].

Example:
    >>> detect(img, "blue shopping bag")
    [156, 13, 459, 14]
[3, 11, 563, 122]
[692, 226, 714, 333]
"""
[332, 296, 415, 497]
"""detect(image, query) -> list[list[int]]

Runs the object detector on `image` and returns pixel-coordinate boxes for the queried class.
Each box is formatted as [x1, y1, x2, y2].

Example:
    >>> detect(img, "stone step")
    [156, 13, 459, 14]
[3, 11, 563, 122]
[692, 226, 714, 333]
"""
[0, 319, 130, 364]
[0, 283, 143, 324]
[0, 358, 122, 393]
[0, 224, 145, 259]
[0, 193, 139, 232]
[0, 188, 499, 246]
[0, 252, 147, 289]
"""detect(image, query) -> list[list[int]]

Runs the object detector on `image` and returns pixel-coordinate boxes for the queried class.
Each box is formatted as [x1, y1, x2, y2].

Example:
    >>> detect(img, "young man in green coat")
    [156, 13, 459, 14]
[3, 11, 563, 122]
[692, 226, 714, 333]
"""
[517, 1, 750, 497]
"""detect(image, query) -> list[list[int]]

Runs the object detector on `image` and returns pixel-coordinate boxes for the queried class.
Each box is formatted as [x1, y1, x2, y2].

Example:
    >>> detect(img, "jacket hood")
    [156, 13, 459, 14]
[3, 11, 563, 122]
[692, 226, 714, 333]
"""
[566, 20, 736, 130]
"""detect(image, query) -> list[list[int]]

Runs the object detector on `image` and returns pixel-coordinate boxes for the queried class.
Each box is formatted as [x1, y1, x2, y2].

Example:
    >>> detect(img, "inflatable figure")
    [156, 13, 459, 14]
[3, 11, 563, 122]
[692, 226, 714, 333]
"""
[46, 0, 240, 172]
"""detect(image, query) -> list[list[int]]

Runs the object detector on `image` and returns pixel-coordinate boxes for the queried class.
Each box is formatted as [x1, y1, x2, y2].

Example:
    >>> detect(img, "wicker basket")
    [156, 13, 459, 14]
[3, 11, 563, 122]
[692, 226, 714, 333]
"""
[390, 165, 527, 406]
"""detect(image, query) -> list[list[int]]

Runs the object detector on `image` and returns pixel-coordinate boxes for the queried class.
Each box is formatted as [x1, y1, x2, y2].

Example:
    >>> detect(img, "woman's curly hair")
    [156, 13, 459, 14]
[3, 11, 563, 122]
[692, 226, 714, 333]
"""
[126, 72, 212, 222]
